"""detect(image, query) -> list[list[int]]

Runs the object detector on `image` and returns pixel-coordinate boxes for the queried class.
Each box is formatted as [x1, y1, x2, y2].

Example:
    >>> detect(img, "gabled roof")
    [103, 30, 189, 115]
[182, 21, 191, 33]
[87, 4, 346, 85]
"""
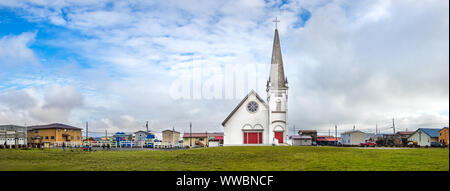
[341, 130, 365, 135]
[299, 130, 317, 134]
[134, 131, 153, 135]
[211, 136, 223, 141]
[28, 123, 82, 130]
[162, 129, 180, 134]
[0, 125, 26, 128]
[221, 90, 267, 126]
[414, 128, 441, 138]
[396, 131, 414, 135]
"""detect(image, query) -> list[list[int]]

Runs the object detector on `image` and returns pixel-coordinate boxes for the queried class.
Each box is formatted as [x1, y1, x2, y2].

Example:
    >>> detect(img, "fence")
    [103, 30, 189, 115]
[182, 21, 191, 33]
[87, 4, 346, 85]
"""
[82, 140, 187, 149]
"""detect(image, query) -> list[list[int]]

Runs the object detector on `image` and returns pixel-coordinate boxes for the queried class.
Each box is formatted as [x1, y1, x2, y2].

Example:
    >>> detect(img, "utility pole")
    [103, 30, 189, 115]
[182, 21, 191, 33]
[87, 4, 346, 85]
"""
[105, 129, 108, 143]
[328, 129, 330, 137]
[86, 121, 89, 146]
[376, 123, 378, 135]
[335, 125, 337, 146]
[146, 121, 149, 132]
[206, 130, 208, 147]
[190, 122, 192, 148]
[172, 126, 175, 148]
[353, 125, 355, 131]
[392, 118, 396, 134]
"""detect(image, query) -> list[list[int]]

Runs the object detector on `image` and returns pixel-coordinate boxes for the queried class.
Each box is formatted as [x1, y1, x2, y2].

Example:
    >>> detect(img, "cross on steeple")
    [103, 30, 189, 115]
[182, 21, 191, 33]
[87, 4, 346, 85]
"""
[272, 17, 280, 29]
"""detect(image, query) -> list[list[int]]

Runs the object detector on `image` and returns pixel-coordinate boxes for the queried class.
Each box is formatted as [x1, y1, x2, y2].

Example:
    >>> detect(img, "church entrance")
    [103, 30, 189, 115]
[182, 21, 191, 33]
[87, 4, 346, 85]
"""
[243, 132, 263, 144]
[274, 132, 284, 144]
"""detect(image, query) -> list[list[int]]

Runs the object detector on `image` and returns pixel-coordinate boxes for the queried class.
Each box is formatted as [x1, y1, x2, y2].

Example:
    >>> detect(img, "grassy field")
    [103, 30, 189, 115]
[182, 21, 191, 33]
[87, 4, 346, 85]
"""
[0, 146, 448, 171]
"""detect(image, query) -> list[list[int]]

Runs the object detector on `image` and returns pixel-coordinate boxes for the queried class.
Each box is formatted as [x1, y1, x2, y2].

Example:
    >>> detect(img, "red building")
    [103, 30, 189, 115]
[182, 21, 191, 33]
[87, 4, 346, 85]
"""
[316, 136, 340, 146]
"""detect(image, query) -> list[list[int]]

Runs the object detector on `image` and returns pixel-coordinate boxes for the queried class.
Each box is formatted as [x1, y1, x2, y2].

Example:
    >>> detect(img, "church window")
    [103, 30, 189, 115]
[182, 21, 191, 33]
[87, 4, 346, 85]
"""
[276, 100, 281, 111]
[247, 101, 258, 113]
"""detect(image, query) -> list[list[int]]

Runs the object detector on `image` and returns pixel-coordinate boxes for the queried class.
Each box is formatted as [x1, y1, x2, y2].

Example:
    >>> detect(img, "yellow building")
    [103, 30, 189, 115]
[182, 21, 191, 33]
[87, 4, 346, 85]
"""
[183, 132, 224, 147]
[28, 123, 83, 146]
[162, 130, 180, 146]
[439, 127, 449, 147]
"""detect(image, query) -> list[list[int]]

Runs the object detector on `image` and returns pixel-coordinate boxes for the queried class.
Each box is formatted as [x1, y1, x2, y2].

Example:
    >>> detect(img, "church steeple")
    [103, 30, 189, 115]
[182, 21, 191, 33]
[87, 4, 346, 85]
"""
[267, 28, 287, 90]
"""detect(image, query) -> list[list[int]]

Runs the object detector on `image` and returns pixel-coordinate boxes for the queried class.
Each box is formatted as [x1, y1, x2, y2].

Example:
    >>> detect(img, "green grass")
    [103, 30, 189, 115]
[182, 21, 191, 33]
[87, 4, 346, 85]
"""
[0, 147, 448, 171]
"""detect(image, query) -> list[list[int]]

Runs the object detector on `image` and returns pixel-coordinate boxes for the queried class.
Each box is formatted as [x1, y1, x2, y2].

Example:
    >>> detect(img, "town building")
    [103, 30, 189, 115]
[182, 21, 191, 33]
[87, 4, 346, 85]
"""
[162, 130, 181, 147]
[381, 134, 402, 146]
[407, 128, 441, 147]
[365, 133, 376, 142]
[113, 132, 133, 142]
[396, 131, 414, 145]
[183, 132, 224, 147]
[101, 136, 114, 142]
[298, 130, 317, 142]
[316, 136, 340, 146]
[134, 131, 155, 146]
[222, 27, 289, 146]
[438, 127, 448, 146]
[208, 134, 224, 147]
[291, 135, 312, 146]
[0, 125, 27, 148]
[27, 123, 82, 147]
[340, 130, 366, 146]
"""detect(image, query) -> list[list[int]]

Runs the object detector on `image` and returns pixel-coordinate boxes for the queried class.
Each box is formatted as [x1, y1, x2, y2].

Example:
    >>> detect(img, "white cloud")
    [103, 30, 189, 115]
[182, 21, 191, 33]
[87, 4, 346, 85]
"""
[0, 32, 38, 66]
[0, 85, 84, 125]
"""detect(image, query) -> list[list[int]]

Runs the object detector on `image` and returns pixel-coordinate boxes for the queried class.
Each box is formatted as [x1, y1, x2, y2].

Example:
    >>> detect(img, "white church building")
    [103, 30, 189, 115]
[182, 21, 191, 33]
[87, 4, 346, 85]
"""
[222, 28, 289, 146]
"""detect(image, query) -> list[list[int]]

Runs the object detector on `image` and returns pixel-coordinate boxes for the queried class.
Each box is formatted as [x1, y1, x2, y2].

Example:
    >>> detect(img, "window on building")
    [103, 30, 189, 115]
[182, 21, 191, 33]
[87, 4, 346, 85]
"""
[45, 136, 49, 140]
[276, 100, 281, 111]
[71, 136, 74, 140]
[51, 136, 54, 139]
[77, 136, 80, 140]
[58, 129, 61, 132]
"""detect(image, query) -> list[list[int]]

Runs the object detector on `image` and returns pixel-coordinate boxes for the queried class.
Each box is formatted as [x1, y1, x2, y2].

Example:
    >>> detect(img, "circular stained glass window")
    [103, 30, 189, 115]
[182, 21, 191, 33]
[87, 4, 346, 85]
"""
[247, 101, 259, 113]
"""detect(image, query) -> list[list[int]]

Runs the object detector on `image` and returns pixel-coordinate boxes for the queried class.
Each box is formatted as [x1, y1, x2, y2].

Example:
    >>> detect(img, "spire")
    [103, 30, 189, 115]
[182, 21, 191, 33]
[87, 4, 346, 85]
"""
[268, 28, 287, 90]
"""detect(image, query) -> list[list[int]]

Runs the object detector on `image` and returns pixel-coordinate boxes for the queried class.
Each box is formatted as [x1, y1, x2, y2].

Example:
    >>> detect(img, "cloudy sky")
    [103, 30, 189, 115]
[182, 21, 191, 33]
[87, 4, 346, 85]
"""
[0, 0, 448, 136]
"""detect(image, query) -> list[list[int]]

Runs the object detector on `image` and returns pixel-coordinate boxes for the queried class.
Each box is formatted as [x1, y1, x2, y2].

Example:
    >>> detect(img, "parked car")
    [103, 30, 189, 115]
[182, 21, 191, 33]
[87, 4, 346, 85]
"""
[360, 142, 376, 147]
[407, 141, 418, 147]
[430, 142, 444, 148]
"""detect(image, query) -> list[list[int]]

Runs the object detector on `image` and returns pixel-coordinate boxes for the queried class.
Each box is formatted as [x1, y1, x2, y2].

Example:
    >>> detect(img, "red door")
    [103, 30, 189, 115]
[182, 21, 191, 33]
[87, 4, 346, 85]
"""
[244, 132, 248, 144]
[248, 132, 258, 144]
[244, 132, 263, 144]
[275, 132, 284, 143]
[259, 132, 263, 144]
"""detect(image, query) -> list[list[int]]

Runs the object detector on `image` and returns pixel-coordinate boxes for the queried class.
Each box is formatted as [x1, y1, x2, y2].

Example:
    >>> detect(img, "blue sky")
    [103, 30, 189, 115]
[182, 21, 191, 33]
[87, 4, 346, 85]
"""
[0, 0, 448, 136]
